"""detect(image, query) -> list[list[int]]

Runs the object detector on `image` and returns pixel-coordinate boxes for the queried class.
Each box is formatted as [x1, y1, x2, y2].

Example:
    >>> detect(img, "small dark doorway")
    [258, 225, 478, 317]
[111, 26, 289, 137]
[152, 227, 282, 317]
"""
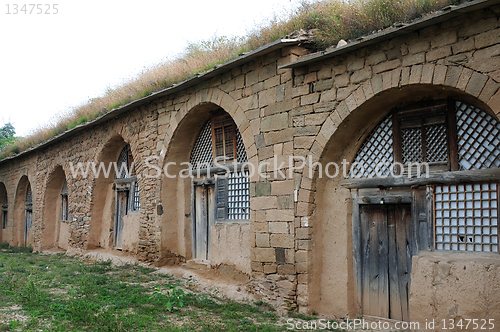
[359, 204, 412, 321]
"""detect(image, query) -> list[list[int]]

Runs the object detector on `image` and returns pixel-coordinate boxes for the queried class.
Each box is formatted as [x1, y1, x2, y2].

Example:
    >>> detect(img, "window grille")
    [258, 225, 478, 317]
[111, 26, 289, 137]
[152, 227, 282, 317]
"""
[60, 180, 69, 221]
[456, 101, 500, 170]
[401, 127, 423, 163]
[25, 183, 32, 230]
[133, 181, 140, 211]
[190, 120, 214, 169]
[434, 182, 498, 252]
[116, 145, 134, 179]
[190, 116, 248, 169]
[2, 194, 7, 229]
[351, 115, 393, 178]
[25, 184, 32, 206]
[227, 170, 250, 220]
[425, 124, 448, 163]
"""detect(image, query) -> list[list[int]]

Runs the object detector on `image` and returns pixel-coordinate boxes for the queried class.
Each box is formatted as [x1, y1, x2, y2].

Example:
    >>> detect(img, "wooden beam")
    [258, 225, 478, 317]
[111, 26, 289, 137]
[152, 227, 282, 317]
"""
[340, 168, 500, 188]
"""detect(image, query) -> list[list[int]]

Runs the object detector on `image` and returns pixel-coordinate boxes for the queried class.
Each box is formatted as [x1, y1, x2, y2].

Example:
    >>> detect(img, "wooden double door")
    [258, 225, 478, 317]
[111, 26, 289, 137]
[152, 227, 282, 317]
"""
[359, 204, 412, 321]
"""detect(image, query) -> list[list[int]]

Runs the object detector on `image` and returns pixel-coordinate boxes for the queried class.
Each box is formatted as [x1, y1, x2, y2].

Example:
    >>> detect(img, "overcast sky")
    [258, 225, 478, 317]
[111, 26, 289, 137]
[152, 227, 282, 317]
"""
[0, 0, 307, 136]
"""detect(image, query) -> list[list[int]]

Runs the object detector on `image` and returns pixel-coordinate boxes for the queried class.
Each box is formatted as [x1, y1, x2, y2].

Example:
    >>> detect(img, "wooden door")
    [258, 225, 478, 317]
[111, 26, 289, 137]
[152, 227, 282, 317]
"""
[114, 190, 128, 250]
[360, 204, 412, 321]
[24, 210, 32, 246]
[194, 184, 214, 260]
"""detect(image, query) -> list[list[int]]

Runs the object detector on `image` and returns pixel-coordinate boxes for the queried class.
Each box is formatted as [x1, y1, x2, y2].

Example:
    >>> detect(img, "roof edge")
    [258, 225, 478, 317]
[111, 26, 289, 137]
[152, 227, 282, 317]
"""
[0, 37, 311, 165]
[280, 0, 500, 69]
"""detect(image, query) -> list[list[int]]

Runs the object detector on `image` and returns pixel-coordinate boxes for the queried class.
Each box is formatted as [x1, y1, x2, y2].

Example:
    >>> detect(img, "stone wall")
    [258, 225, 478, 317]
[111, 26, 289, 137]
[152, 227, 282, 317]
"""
[0, 1, 499, 321]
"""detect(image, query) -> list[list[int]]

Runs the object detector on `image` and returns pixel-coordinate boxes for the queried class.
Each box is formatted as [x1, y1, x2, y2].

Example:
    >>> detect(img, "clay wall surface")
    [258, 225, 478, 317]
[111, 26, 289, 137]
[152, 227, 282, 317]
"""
[0, 1, 499, 321]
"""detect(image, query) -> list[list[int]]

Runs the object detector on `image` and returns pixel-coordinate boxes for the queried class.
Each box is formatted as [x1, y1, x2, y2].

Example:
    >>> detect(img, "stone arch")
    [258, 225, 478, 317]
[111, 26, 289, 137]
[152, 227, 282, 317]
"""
[87, 135, 140, 250]
[159, 98, 253, 272]
[41, 165, 68, 250]
[306, 83, 497, 317]
[13, 175, 32, 247]
[159, 87, 255, 166]
[303, 67, 500, 217]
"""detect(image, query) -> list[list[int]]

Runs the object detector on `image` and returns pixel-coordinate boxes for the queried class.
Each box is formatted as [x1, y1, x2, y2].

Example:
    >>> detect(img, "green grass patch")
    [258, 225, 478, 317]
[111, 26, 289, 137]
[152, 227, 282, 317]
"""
[0, 251, 285, 331]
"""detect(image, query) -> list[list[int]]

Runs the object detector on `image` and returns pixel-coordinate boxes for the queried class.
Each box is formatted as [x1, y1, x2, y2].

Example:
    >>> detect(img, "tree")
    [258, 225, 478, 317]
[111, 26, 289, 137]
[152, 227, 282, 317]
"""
[0, 123, 16, 151]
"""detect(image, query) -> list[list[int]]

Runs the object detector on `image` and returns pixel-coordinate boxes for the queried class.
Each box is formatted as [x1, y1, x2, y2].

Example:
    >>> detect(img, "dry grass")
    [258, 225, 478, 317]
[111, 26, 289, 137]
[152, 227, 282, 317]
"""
[1, 0, 460, 159]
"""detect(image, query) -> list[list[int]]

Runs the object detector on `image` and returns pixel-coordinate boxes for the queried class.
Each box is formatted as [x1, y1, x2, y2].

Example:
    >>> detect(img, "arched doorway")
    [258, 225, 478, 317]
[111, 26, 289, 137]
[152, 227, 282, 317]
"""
[311, 86, 500, 319]
[161, 104, 251, 273]
[88, 137, 140, 251]
[42, 166, 69, 250]
[13, 176, 32, 247]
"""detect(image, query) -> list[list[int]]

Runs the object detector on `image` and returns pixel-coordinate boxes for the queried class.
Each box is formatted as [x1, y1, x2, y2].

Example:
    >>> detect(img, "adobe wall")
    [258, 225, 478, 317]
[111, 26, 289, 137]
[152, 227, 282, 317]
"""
[291, 2, 500, 320]
[0, 1, 499, 321]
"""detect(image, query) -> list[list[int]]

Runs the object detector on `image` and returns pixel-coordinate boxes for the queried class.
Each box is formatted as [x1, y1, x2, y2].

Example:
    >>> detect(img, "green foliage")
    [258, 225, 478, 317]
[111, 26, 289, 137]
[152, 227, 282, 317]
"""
[149, 283, 186, 312]
[0, 251, 282, 331]
[0, 123, 18, 152]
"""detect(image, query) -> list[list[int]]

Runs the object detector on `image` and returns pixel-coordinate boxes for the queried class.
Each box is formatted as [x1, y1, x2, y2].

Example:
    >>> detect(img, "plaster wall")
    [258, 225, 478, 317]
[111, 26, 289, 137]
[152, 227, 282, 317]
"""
[410, 252, 500, 330]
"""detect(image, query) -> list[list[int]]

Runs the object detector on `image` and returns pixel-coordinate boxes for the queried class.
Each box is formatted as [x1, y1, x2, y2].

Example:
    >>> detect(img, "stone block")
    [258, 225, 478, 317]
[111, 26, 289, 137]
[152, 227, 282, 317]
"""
[258, 87, 277, 108]
[350, 67, 372, 84]
[255, 182, 271, 197]
[264, 128, 293, 145]
[373, 59, 401, 74]
[301, 93, 320, 106]
[266, 209, 294, 222]
[256, 232, 270, 247]
[253, 247, 276, 263]
[263, 263, 277, 274]
[452, 38, 475, 54]
[334, 73, 350, 88]
[269, 221, 289, 234]
[251, 196, 278, 210]
[270, 233, 294, 248]
[402, 52, 425, 66]
[277, 264, 296, 275]
[261, 113, 289, 132]
[366, 52, 386, 66]
[465, 71, 488, 97]
[296, 228, 312, 240]
[313, 79, 334, 92]
[431, 31, 457, 48]
[427, 46, 452, 62]
[409, 40, 430, 54]
[459, 17, 498, 38]
[278, 195, 294, 210]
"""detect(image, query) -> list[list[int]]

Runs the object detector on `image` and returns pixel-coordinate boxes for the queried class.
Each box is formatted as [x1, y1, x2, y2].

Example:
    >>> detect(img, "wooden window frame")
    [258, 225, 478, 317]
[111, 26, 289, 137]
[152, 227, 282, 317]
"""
[211, 112, 237, 164]
[393, 99, 459, 172]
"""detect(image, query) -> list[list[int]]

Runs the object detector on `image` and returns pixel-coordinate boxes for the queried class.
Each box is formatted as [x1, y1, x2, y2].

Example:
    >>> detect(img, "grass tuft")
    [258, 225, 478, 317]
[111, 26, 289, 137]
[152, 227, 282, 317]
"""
[0, 0, 459, 159]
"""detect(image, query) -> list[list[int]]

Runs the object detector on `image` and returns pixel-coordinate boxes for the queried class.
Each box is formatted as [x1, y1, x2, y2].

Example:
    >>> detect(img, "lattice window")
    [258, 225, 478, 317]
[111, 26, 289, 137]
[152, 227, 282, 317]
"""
[425, 124, 448, 163]
[351, 115, 393, 178]
[456, 101, 500, 170]
[401, 127, 423, 163]
[435, 182, 498, 252]
[25, 183, 32, 206]
[227, 170, 250, 220]
[133, 182, 140, 211]
[190, 114, 248, 169]
[60, 180, 69, 221]
[116, 145, 134, 179]
[191, 120, 214, 169]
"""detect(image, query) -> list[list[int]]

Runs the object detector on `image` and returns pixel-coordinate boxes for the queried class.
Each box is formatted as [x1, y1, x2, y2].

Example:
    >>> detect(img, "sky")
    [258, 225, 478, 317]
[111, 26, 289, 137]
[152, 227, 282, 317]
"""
[0, 0, 307, 136]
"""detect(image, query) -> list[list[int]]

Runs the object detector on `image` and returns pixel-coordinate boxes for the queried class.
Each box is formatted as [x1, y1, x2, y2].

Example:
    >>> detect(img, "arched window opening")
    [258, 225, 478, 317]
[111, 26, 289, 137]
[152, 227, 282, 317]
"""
[60, 180, 69, 221]
[25, 183, 33, 244]
[190, 110, 249, 222]
[115, 144, 140, 211]
[1, 187, 7, 230]
[350, 99, 500, 253]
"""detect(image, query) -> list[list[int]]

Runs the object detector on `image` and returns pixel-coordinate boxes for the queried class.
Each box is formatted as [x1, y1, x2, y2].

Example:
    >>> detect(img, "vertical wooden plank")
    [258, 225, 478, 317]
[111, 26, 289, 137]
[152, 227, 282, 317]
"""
[351, 191, 363, 313]
[377, 206, 389, 318]
[360, 205, 372, 316]
[195, 186, 208, 260]
[387, 207, 402, 320]
[207, 185, 215, 259]
[395, 204, 412, 322]
[427, 186, 435, 251]
[115, 191, 128, 250]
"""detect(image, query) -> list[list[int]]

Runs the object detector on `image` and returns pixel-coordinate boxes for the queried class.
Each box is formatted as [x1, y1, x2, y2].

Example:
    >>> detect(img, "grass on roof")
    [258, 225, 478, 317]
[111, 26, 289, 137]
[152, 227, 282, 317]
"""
[0, 0, 459, 160]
